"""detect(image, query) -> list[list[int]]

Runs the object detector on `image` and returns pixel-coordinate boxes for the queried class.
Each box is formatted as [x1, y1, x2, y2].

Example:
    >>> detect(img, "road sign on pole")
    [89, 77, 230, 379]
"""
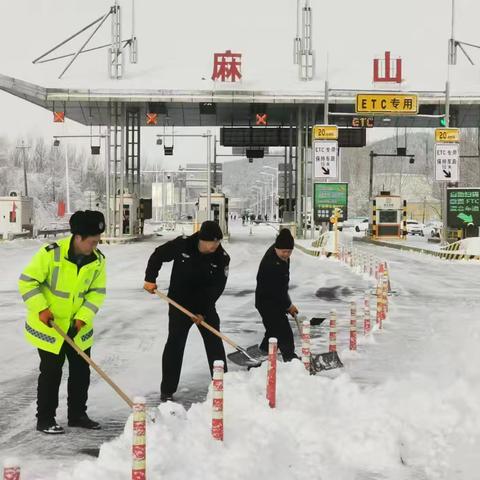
[435, 128, 460, 143]
[312, 125, 338, 140]
[435, 142, 459, 182]
[356, 93, 418, 114]
[313, 140, 338, 179]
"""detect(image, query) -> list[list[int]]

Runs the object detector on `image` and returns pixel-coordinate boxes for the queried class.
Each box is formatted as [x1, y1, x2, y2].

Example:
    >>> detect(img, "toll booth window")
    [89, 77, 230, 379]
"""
[379, 210, 397, 223]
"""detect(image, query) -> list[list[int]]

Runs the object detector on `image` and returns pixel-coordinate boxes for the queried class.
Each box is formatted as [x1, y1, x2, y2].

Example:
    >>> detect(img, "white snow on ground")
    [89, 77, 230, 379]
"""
[1, 222, 480, 479]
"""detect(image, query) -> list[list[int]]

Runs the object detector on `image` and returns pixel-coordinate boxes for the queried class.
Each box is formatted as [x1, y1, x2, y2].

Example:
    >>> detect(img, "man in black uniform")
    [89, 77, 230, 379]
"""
[256, 228, 298, 361]
[143, 221, 230, 401]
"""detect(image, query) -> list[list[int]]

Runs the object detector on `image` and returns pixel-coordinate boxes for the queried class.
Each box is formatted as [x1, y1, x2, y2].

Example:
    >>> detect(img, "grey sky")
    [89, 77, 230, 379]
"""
[0, 0, 479, 165]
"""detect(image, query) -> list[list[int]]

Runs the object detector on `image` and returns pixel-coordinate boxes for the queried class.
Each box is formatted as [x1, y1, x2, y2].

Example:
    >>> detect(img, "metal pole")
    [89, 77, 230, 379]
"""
[22, 147, 28, 197]
[213, 134, 217, 190]
[296, 106, 303, 236]
[206, 130, 211, 221]
[324, 80, 329, 124]
[368, 151, 374, 200]
[65, 147, 71, 214]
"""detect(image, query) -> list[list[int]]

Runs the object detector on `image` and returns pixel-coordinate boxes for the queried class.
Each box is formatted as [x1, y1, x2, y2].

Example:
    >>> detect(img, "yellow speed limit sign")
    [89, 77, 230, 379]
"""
[356, 93, 418, 114]
[435, 128, 460, 143]
[313, 124, 338, 140]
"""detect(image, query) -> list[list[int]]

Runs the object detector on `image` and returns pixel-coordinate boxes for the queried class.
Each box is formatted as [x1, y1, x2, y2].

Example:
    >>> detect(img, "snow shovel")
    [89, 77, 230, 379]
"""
[50, 321, 134, 408]
[154, 290, 262, 368]
[293, 314, 343, 373]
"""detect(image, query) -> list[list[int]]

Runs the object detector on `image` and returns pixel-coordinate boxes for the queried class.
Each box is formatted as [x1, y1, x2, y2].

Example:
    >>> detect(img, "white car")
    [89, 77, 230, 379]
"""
[343, 217, 368, 231]
[406, 220, 425, 236]
[422, 221, 442, 238]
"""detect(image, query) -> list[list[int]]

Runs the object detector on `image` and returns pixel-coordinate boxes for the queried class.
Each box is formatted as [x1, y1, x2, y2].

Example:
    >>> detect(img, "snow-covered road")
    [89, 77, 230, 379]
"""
[1, 223, 479, 479]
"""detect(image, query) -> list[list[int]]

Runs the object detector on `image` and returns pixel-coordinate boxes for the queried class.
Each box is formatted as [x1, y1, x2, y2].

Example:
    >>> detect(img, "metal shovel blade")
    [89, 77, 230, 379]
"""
[311, 351, 344, 372]
[310, 317, 326, 326]
[227, 344, 266, 368]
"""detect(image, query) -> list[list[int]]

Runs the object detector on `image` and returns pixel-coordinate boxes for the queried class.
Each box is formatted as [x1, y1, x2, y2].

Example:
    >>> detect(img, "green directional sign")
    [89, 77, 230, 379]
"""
[447, 188, 480, 228]
[313, 182, 348, 224]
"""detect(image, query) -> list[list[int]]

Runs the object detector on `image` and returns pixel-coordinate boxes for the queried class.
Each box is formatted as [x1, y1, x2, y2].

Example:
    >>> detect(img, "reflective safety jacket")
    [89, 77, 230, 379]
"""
[18, 236, 106, 354]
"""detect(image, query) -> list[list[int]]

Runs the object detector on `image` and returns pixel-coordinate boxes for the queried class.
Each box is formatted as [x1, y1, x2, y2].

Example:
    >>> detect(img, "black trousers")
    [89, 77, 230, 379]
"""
[161, 309, 227, 395]
[258, 308, 296, 361]
[36, 343, 91, 423]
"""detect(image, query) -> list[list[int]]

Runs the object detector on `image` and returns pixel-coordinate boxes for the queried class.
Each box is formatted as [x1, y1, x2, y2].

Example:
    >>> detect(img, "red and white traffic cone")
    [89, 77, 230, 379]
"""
[301, 320, 311, 371]
[212, 360, 224, 441]
[364, 290, 371, 335]
[132, 397, 146, 480]
[329, 310, 337, 352]
[266, 338, 277, 408]
[350, 302, 357, 350]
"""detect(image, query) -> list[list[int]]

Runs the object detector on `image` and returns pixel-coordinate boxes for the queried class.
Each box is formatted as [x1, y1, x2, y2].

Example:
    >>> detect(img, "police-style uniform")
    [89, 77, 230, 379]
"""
[145, 223, 229, 397]
[18, 210, 106, 433]
[255, 229, 296, 361]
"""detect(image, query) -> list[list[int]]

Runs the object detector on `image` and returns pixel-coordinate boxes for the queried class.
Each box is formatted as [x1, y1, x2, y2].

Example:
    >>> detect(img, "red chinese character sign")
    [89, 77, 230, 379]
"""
[212, 50, 242, 82]
[373, 51, 402, 84]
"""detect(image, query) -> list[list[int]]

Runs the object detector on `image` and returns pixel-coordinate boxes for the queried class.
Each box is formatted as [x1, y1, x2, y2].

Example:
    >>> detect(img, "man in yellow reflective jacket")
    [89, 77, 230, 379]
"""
[18, 210, 106, 434]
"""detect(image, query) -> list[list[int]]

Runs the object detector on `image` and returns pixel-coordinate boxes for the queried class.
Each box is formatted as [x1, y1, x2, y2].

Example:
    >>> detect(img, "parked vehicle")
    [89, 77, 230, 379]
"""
[354, 218, 369, 232]
[422, 220, 442, 238]
[406, 220, 425, 236]
[343, 217, 368, 229]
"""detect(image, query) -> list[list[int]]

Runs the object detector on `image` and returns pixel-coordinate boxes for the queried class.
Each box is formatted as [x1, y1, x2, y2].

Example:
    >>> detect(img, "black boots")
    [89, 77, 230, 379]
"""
[68, 414, 101, 430]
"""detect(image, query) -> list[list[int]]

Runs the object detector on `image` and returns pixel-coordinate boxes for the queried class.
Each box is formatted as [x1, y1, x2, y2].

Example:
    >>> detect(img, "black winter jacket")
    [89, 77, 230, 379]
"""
[255, 245, 291, 313]
[145, 232, 230, 314]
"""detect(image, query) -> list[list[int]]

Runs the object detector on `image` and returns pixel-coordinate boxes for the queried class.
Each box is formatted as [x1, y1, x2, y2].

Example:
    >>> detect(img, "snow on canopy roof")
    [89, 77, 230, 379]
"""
[2, 0, 480, 95]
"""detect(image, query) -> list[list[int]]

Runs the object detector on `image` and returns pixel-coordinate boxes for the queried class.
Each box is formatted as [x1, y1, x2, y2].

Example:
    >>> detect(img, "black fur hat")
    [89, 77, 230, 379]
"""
[198, 220, 223, 241]
[70, 210, 105, 236]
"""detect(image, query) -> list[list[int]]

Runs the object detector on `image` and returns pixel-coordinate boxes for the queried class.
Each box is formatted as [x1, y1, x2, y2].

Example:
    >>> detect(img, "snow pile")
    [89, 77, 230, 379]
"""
[60, 339, 480, 480]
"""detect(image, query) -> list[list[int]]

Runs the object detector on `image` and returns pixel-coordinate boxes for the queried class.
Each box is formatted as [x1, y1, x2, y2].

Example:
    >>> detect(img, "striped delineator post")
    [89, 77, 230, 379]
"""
[266, 338, 277, 408]
[364, 290, 371, 335]
[349, 302, 357, 351]
[132, 396, 146, 480]
[329, 310, 337, 352]
[212, 360, 224, 441]
[376, 279, 383, 329]
[383, 263, 389, 316]
[301, 320, 311, 371]
[3, 460, 20, 480]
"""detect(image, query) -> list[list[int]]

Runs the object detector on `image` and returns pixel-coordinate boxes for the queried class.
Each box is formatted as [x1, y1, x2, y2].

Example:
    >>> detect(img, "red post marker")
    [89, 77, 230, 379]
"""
[3, 462, 20, 480]
[364, 291, 371, 335]
[301, 320, 311, 371]
[350, 302, 357, 351]
[132, 396, 146, 480]
[329, 310, 337, 352]
[376, 279, 383, 329]
[267, 338, 277, 408]
[212, 360, 224, 441]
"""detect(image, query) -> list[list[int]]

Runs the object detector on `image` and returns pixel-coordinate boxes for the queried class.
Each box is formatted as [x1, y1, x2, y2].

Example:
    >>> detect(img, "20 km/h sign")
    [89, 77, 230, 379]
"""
[356, 93, 418, 114]
[435, 128, 460, 143]
[435, 143, 459, 182]
[312, 125, 338, 140]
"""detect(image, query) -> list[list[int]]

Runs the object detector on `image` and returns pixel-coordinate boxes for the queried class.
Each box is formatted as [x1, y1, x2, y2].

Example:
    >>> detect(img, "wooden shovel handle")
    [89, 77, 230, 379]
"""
[154, 290, 240, 350]
[51, 321, 133, 408]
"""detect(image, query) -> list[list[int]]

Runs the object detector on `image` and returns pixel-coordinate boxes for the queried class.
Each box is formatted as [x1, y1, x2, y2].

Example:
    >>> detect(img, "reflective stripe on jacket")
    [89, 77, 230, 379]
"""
[18, 236, 106, 354]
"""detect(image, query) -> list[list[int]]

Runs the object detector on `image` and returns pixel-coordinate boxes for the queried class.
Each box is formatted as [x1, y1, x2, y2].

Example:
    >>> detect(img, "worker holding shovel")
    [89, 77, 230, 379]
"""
[256, 228, 299, 361]
[18, 210, 106, 434]
[143, 220, 230, 402]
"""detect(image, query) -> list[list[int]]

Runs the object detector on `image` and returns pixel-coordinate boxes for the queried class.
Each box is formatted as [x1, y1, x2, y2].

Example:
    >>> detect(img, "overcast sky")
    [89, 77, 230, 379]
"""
[1, 0, 479, 165]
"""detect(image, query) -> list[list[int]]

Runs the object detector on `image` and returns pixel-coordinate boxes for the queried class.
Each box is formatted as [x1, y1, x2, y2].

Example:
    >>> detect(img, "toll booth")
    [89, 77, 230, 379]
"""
[370, 192, 405, 239]
[114, 193, 140, 235]
[0, 192, 34, 238]
[196, 193, 229, 238]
